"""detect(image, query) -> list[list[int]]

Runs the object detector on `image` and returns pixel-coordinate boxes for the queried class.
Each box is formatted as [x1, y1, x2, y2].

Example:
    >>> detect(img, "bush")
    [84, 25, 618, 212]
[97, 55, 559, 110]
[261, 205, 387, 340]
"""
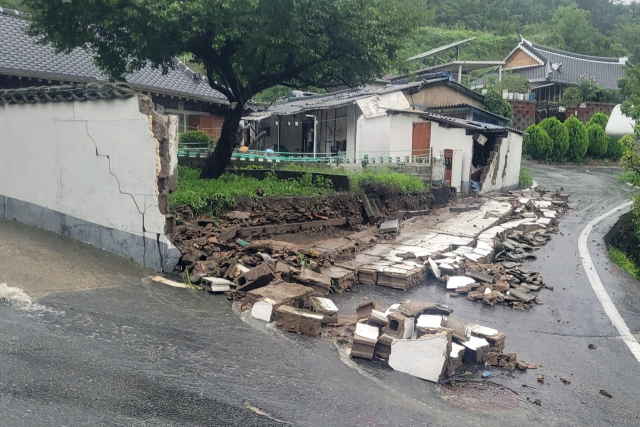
[484, 89, 514, 120]
[351, 171, 426, 192]
[587, 124, 609, 158]
[564, 116, 589, 162]
[523, 124, 552, 160]
[179, 130, 216, 147]
[606, 137, 625, 161]
[608, 246, 640, 279]
[539, 117, 569, 161]
[518, 167, 533, 189]
[588, 112, 610, 130]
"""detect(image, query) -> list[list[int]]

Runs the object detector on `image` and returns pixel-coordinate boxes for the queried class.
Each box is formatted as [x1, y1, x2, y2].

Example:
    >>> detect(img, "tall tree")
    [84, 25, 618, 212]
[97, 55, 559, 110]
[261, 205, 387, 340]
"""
[551, 3, 607, 55]
[24, 0, 423, 179]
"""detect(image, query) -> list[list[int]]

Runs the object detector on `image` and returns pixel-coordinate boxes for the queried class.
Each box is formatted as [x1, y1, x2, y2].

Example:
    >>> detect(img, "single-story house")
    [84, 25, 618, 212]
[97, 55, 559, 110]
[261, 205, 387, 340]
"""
[473, 37, 630, 102]
[244, 74, 523, 193]
[0, 7, 229, 139]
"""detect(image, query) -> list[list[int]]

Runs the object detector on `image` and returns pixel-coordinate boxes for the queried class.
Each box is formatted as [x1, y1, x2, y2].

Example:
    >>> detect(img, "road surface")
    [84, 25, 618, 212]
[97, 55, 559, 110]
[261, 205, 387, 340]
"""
[1, 162, 639, 426]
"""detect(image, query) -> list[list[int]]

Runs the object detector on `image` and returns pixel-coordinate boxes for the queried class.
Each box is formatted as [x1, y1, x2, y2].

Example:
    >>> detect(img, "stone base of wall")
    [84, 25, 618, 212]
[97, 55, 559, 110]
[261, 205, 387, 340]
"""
[0, 194, 180, 273]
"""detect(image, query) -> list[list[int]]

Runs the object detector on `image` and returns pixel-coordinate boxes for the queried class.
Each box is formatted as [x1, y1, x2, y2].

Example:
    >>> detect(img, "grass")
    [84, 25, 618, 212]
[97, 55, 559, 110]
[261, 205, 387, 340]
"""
[169, 167, 335, 216]
[618, 170, 640, 187]
[519, 167, 533, 189]
[350, 169, 427, 192]
[608, 246, 640, 280]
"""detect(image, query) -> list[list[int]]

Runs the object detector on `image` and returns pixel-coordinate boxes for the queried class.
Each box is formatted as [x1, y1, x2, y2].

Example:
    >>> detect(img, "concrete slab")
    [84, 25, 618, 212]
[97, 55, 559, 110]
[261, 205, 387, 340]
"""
[388, 333, 449, 382]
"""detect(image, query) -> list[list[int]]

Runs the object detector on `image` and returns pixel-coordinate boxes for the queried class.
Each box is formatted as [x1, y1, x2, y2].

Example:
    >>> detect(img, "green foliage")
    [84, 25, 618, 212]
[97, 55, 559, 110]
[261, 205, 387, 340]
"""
[523, 124, 552, 160]
[588, 113, 610, 130]
[0, 0, 28, 10]
[619, 134, 640, 174]
[179, 130, 215, 147]
[562, 76, 623, 106]
[351, 170, 426, 193]
[618, 170, 640, 186]
[608, 246, 640, 280]
[483, 90, 513, 120]
[539, 117, 569, 161]
[518, 168, 533, 189]
[606, 137, 625, 161]
[564, 116, 589, 162]
[169, 167, 335, 216]
[587, 124, 609, 158]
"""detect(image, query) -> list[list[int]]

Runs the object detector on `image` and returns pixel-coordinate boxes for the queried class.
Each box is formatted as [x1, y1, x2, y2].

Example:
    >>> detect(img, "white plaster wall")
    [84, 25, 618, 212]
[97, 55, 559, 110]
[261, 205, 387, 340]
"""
[481, 132, 523, 193]
[356, 115, 391, 159]
[0, 97, 166, 237]
[389, 114, 427, 160]
[430, 124, 474, 192]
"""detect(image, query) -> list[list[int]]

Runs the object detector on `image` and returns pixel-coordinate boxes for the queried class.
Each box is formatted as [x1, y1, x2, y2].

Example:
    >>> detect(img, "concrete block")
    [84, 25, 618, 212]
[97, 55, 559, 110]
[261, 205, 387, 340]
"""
[320, 265, 355, 290]
[446, 276, 476, 290]
[275, 305, 324, 336]
[244, 282, 314, 308]
[252, 298, 276, 322]
[374, 333, 394, 359]
[380, 219, 399, 234]
[233, 263, 276, 292]
[293, 268, 333, 295]
[356, 301, 381, 321]
[382, 311, 414, 339]
[461, 336, 490, 362]
[388, 333, 450, 383]
[351, 323, 380, 360]
[310, 296, 338, 315]
[367, 309, 388, 328]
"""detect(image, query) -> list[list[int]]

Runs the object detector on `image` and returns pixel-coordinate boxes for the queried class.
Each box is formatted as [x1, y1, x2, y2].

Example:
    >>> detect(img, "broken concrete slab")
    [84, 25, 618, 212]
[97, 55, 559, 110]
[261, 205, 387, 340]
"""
[275, 305, 324, 336]
[251, 298, 277, 322]
[446, 342, 467, 376]
[461, 336, 490, 362]
[466, 270, 494, 284]
[292, 268, 333, 296]
[396, 299, 452, 317]
[245, 282, 314, 308]
[509, 288, 537, 303]
[388, 333, 450, 383]
[320, 265, 356, 290]
[442, 317, 471, 342]
[310, 296, 338, 315]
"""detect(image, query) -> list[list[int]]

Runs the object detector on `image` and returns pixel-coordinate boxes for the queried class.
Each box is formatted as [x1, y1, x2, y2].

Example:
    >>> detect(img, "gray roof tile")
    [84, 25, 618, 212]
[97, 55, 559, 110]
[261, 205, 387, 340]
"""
[0, 9, 227, 104]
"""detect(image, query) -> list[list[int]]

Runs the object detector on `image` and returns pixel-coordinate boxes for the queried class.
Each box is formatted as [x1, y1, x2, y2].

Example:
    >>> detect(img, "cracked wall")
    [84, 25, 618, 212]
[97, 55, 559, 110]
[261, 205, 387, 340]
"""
[0, 95, 180, 272]
[480, 132, 523, 194]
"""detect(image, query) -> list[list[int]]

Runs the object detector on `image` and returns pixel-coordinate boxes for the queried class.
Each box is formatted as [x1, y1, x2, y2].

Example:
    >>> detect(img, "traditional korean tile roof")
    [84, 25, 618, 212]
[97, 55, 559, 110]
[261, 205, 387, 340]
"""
[0, 8, 228, 104]
[0, 83, 136, 105]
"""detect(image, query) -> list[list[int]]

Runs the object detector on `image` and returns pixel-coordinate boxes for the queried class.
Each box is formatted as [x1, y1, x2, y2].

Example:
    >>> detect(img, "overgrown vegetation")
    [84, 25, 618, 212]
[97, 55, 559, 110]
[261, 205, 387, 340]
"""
[483, 90, 514, 120]
[179, 130, 216, 147]
[608, 246, 640, 280]
[169, 167, 335, 216]
[518, 167, 533, 189]
[351, 171, 426, 193]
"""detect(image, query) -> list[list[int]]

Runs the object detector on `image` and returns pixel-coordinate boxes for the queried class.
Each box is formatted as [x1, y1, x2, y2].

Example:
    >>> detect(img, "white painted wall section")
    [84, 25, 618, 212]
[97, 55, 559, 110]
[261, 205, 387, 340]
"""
[480, 132, 523, 193]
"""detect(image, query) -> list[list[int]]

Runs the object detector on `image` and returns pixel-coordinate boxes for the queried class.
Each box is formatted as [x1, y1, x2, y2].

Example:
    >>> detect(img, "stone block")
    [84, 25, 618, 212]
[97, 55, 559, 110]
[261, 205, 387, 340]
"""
[275, 305, 324, 336]
[374, 333, 394, 359]
[350, 323, 380, 360]
[232, 263, 276, 292]
[388, 333, 450, 383]
[382, 311, 414, 339]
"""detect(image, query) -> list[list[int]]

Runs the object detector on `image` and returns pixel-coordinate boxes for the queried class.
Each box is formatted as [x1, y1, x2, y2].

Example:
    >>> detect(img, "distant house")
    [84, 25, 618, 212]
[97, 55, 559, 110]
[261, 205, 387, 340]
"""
[0, 8, 228, 139]
[474, 38, 630, 102]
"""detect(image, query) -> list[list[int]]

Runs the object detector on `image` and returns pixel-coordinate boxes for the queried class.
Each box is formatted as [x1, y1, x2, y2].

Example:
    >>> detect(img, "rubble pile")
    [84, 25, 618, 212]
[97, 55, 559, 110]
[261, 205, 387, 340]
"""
[348, 299, 532, 382]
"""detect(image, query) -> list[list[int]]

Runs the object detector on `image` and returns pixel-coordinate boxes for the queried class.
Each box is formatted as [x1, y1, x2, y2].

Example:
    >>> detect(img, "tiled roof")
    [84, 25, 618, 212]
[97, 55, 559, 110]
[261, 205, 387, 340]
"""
[0, 83, 136, 105]
[0, 9, 228, 104]
[510, 40, 628, 90]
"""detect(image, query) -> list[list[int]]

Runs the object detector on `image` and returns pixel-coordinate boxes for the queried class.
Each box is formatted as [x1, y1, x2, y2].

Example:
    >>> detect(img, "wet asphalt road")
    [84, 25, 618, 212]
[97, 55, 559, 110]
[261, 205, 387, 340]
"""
[2, 162, 640, 426]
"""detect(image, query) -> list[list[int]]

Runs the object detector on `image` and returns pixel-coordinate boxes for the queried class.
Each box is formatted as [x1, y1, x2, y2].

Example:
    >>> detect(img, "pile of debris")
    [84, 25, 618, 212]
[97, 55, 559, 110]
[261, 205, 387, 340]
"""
[351, 299, 532, 382]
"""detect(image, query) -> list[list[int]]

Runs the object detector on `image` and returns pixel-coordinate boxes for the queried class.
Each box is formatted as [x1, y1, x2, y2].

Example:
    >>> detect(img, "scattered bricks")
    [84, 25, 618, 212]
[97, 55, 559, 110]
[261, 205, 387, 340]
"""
[377, 268, 421, 290]
[446, 342, 467, 377]
[320, 266, 355, 290]
[232, 263, 276, 293]
[275, 305, 324, 336]
[497, 353, 517, 370]
[415, 314, 447, 338]
[466, 270, 494, 284]
[251, 298, 277, 322]
[351, 323, 380, 360]
[456, 286, 472, 294]
[382, 311, 414, 339]
[467, 291, 483, 301]
[379, 219, 399, 234]
[388, 332, 450, 383]
[493, 281, 510, 293]
[244, 282, 314, 308]
[484, 349, 500, 366]
[462, 336, 490, 363]
[367, 309, 388, 328]
[218, 225, 241, 242]
[356, 301, 382, 321]
[293, 268, 333, 296]
[374, 333, 394, 359]
[357, 266, 378, 285]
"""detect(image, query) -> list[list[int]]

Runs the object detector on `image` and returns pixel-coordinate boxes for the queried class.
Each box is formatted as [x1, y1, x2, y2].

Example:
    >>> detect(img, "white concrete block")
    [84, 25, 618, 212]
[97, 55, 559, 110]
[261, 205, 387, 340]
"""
[468, 324, 500, 337]
[388, 334, 449, 383]
[450, 342, 466, 358]
[416, 315, 444, 328]
[251, 299, 275, 322]
[355, 322, 380, 341]
[461, 335, 490, 351]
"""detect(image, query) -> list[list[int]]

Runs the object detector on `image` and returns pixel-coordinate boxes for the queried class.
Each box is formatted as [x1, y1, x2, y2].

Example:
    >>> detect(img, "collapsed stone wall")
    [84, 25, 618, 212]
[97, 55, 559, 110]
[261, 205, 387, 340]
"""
[0, 84, 180, 272]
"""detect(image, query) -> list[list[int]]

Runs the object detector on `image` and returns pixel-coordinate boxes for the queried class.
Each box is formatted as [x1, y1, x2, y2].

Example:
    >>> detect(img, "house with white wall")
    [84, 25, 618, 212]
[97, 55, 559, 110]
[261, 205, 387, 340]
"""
[244, 72, 523, 193]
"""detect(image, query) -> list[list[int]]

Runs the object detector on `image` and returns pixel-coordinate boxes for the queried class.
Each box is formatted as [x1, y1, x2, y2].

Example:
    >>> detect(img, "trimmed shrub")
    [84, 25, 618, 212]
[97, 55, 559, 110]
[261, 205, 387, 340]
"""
[564, 115, 589, 162]
[523, 124, 552, 160]
[606, 137, 625, 161]
[484, 89, 514, 119]
[179, 130, 216, 147]
[539, 117, 569, 161]
[588, 112, 609, 130]
[587, 124, 609, 158]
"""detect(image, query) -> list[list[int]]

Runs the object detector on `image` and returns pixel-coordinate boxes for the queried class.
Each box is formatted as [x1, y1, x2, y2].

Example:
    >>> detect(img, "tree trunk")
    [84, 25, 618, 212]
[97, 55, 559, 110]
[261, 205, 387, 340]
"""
[200, 103, 244, 179]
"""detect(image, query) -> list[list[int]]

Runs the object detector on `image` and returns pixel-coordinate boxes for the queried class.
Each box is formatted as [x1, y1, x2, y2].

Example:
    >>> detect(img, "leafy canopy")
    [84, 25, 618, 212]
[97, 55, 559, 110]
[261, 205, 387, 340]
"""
[24, 0, 425, 105]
